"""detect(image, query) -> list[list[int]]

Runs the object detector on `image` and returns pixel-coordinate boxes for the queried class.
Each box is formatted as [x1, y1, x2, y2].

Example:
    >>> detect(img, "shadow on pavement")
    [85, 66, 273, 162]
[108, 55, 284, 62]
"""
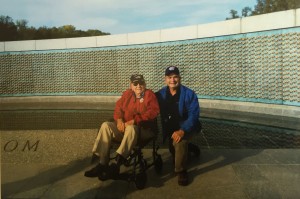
[2, 157, 91, 197]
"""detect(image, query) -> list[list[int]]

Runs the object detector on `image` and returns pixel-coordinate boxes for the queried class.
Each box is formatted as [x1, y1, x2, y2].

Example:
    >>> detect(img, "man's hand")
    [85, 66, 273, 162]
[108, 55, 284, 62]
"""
[171, 129, 185, 143]
[117, 119, 125, 133]
[125, 119, 134, 127]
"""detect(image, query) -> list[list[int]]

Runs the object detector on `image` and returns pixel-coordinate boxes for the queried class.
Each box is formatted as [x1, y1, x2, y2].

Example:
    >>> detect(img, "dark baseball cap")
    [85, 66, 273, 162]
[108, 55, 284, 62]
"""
[130, 74, 145, 83]
[165, 66, 180, 76]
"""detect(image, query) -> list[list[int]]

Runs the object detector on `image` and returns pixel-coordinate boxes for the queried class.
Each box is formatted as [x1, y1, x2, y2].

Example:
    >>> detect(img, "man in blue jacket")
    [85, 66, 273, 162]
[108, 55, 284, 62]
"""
[156, 66, 201, 186]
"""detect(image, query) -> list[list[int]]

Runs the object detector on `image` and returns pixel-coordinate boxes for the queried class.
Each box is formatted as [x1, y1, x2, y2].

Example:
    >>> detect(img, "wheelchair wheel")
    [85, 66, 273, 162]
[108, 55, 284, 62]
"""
[154, 154, 163, 174]
[135, 171, 147, 189]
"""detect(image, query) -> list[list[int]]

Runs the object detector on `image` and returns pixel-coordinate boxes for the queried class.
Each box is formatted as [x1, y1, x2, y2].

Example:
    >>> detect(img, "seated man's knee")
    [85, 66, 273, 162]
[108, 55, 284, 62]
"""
[173, 139, 188, 150]
[99, 122, 114, 134]
[124, 125, 138, 135]
[101, 121, 111, 129]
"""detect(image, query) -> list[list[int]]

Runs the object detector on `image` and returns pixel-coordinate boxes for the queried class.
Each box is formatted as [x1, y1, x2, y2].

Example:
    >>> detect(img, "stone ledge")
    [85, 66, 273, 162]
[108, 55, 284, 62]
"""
[200, 99, 300, 119]
[0, 96, 118, 110]
[1, 96, 300, 119]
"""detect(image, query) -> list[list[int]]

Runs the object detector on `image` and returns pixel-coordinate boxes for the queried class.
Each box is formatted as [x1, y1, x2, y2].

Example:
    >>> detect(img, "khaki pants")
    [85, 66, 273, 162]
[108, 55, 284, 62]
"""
[169, 133, 194, 173]
[173, 139, 189, 173]
[92, 121, 154, 165]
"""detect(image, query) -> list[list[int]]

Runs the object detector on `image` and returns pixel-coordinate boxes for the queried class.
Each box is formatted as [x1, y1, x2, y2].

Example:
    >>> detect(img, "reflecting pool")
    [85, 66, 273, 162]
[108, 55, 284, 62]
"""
[1, 109, 299, 149]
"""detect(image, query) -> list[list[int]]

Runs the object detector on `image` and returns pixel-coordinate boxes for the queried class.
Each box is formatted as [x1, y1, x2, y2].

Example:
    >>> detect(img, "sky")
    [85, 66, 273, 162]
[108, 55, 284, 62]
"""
[0, 0, 257, 35]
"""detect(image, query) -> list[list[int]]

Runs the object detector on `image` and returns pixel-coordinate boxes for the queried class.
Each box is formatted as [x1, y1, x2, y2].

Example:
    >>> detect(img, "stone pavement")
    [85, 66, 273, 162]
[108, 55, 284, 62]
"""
[1, 108, 300, 199]
[2, 148, 300, 199]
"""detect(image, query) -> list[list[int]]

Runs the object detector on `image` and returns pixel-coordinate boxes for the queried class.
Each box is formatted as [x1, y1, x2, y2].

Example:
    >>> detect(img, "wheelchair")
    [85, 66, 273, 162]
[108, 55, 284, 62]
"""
[92, 119, 163, 190]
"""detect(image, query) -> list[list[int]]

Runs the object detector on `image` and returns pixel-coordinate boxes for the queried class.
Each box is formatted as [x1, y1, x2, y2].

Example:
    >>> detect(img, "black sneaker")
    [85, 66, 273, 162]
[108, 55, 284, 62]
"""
[177, 170, 189, 186]
[108, 163, 120, 179]
[84, 163, 107, 178]
[116, 154, 126, 166]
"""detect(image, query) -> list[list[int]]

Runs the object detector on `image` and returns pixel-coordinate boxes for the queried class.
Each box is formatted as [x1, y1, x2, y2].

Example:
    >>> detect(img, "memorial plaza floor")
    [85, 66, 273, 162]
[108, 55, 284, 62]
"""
[1, 108, 300, 199]
[2, 148, 300, 199]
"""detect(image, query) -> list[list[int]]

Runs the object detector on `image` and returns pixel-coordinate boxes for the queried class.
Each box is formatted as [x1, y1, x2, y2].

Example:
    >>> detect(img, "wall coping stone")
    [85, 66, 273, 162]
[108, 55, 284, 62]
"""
[1, 96, 300, 119]
[1, 9, 299, 52]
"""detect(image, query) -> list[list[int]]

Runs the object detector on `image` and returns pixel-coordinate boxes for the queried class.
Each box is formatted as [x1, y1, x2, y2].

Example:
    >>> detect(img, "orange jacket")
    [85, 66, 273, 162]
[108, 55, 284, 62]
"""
[113, 89, 160, 126]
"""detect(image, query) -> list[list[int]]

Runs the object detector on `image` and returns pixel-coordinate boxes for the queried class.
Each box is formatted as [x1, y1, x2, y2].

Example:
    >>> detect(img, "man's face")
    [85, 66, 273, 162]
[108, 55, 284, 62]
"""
[131, 81, 146, 96]
[165, 74, 181, 89]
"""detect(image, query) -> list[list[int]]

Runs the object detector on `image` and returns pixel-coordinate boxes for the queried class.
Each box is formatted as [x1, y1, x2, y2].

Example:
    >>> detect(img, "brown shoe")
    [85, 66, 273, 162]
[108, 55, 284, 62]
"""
[178, 170, 189, 186]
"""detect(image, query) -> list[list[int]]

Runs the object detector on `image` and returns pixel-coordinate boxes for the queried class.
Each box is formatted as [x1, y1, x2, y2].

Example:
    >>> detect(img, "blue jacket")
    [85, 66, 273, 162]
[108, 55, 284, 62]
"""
[156, 85, 201, 139]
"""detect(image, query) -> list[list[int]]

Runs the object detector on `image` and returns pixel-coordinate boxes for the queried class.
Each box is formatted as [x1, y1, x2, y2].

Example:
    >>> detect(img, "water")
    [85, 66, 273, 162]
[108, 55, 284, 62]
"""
[1, 109, 299, 149]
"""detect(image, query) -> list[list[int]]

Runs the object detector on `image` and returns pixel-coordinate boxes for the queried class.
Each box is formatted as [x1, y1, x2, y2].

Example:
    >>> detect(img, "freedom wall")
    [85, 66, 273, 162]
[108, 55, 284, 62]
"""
[1, 9, 300, 118]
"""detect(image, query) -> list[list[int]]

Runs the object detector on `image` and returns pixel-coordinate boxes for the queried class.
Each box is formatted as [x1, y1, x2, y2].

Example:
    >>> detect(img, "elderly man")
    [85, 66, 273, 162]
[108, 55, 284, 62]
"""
[156, 66, 201, 186]
[84, 74, 160, 178]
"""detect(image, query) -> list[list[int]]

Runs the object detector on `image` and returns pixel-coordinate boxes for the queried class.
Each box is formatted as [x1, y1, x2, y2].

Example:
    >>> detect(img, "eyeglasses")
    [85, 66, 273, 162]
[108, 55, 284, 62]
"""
[132, 82, 145, 86]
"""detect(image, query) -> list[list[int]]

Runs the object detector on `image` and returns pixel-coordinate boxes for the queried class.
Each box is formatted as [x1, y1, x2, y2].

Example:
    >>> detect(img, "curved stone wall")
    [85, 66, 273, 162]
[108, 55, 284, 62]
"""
[0, 9, 300, 117]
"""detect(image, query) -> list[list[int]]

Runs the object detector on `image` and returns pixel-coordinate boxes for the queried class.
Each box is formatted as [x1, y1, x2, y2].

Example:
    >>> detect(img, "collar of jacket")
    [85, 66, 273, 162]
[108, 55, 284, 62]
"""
[132, 90, 145, 102]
